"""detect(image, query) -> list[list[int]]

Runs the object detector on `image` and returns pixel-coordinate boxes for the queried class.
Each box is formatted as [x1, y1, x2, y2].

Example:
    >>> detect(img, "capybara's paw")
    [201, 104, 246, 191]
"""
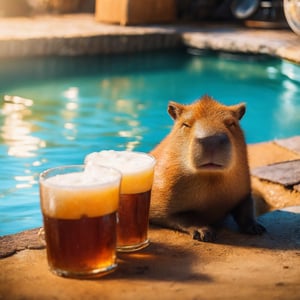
[193, 226, 216, 242]
[243, 222, 266, 235]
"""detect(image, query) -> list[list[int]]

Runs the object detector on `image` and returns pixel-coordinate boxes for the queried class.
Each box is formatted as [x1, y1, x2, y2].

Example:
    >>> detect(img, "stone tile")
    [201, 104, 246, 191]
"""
[275, 136, 300, 154]
[251, 159, 300, 187]
[0, 228, 45, 259]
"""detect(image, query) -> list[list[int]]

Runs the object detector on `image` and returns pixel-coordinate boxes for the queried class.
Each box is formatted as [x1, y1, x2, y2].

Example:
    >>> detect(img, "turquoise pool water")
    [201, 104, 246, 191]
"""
[1, 50, 300, 236]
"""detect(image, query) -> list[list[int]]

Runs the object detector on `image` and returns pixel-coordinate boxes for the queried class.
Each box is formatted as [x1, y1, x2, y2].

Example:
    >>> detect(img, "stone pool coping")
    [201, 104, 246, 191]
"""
[0, 14, 299, 63]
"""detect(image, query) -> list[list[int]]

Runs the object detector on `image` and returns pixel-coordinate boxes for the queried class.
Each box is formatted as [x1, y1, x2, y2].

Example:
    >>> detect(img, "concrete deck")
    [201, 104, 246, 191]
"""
[0, 14, 300, 300]
[0, 14, 299, 63]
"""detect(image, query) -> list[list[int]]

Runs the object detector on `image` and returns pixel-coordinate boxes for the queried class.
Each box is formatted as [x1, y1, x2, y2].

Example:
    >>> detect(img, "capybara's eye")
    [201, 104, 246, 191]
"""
[182, 122, 191, 128]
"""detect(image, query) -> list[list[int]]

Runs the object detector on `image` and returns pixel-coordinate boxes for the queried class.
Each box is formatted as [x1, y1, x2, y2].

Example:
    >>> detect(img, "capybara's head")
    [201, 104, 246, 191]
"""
[168, 95, 246, 172]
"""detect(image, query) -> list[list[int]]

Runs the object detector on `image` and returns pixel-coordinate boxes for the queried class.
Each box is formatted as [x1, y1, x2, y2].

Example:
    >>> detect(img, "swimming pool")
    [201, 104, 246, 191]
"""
[1, 50, 300, 236]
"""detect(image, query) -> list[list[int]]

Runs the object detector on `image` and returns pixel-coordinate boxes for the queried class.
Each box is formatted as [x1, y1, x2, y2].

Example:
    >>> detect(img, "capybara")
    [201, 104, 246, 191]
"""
[150, 95, 265, 242]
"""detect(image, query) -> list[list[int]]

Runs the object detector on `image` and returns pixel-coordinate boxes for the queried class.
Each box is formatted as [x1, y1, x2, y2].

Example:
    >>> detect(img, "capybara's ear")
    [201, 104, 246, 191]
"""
[231, 103, 246, 120]
[168, 101, 185, 120]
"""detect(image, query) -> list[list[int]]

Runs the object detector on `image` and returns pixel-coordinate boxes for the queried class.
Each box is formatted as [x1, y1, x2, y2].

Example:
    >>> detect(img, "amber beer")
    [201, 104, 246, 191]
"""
[85, 151, 156, 252]
[39, 165, 121, 278]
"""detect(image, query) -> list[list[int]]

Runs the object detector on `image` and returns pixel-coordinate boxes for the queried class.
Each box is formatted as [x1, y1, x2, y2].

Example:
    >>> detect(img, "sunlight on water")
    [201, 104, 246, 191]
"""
[0, 50, 300, 235]
[1, 95, 46, 158]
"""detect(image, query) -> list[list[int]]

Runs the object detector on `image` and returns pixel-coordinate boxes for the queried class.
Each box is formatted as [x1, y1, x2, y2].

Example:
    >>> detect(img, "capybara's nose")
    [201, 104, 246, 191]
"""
[197, 133, 230, 152]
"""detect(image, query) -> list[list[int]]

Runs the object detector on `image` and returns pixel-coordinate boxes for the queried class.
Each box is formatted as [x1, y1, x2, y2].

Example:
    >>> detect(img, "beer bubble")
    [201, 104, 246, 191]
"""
[85, 150, 155, 175]
[44, 165, 120, 189]
[40, 165, 121, 219]
[84, 151, 156, 194]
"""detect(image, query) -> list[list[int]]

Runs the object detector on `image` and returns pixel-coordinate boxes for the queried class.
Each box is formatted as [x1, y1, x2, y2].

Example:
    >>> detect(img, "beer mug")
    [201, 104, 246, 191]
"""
[85, 151, 156, 252]
[39, 165, 121, 278]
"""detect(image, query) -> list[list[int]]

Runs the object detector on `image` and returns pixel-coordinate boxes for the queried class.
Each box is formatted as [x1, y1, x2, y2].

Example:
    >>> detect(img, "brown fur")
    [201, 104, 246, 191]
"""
[150, 95, 265, 242]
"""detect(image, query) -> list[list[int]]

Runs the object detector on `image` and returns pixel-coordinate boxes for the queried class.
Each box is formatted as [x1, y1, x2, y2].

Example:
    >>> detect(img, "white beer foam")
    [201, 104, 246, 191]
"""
[43, 165, 120, 189]
[85, 150, 155, 175]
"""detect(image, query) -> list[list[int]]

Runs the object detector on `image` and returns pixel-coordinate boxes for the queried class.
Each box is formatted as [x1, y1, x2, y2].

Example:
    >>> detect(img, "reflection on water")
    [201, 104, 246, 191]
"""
[99, 77, 147, 151]
[1, 95, 46, 158]
[62, 87, 79, 141]
[276, 60, 300, 133]
[0, 50, 300, 235]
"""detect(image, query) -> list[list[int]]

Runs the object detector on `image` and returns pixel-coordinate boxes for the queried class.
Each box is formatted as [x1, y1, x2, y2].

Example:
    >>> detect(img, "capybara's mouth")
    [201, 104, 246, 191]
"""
[200, 163, 224, 169]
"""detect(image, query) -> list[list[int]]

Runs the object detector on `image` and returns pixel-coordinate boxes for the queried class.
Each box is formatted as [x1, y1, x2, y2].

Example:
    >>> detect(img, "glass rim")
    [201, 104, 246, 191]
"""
[39, 164, 122, 189]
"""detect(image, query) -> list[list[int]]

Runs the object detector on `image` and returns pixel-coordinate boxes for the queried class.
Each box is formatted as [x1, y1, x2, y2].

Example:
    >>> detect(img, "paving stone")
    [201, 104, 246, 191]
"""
[251, 159, 300, 187]
[0, 228, 45, 259]
[275, 136, 300, 155]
